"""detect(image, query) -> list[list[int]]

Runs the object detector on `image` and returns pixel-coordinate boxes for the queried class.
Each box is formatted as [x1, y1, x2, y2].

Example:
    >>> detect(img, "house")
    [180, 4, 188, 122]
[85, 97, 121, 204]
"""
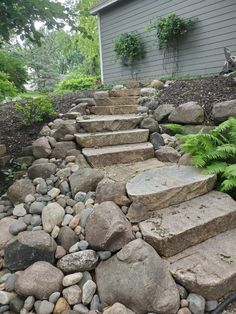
[91, 0, 236, 82]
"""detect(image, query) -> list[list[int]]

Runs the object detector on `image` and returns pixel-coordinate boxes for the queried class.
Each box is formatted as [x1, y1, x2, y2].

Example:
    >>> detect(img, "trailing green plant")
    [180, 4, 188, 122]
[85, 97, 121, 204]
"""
[148, 13, 195, 49]
[114, 32, 145, 66]
[180, 117, 236, 196]
[57, 76, 97, 92]
[163, 123, 186, 135]
[15, 96, 57, 126]
[0, 71, 17, 101]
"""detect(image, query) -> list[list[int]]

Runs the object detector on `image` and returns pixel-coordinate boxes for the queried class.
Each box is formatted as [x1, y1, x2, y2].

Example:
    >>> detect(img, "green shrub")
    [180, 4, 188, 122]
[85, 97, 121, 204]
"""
[163, 123, 186, 135]
[180, 118, 236, 196]
[114, 32, 145, 66]
[0, 51, 28, 90]
[57, 76, 97, 92]
[15, 96, 57, 125]
[0, 72, 17, 101]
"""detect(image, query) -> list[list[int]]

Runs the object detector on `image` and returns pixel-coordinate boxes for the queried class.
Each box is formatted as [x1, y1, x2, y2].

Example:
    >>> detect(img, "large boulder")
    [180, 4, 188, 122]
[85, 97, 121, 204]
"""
[140, 117, 159, 133]
[95, 179, 130, 206]
[4, 231, 57, 271]
[42, 203, 65, 233]
[51, 142, 77, 159]
[7, 179, 35, 205]
[53, 121, 76, 141]
[96, 239, 180, 314]
[155, 146, 181, 163]
[0, 218, 15, 251]
[85, 201, 134, 252]
[28, 162, 57, 180]
[57, 226, 78, 251]
[212, 99, 236, 122]
[168, 102, 204, 124]
[69, 168, 104, 196]
[15, 262, 63, 299]
[154, 104, 175, 122]
[32, 137, 52, 159]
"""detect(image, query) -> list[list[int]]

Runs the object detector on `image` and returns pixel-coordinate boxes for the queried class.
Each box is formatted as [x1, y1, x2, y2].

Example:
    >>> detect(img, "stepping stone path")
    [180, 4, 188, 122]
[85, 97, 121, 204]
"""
[1, 86, 236, 314]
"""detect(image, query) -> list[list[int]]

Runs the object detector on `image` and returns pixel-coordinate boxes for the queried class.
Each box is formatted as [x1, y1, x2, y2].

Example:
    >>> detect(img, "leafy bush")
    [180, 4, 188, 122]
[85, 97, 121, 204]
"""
[0, 51, 28, 90]
[114, 32, 145, 66]
[0, 72, 17, 101]
[57, 76, 97, 92]
[15, 96, 57, 125]
[148, 13, 195, 49]
[180, 118, 236, 196]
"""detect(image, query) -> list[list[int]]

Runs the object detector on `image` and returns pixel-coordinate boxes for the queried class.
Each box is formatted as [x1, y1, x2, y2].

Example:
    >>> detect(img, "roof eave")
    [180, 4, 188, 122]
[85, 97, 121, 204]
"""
[90, 0, 121, 15]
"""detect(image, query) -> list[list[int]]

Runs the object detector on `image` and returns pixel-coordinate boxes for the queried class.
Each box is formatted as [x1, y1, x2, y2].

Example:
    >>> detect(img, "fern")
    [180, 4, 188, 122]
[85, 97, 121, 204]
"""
[164, 124, 186, 135]
[180, 117, 236, 196]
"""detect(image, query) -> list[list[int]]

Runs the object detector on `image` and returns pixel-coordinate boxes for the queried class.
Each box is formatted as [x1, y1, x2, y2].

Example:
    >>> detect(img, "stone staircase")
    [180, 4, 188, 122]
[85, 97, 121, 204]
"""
[125, 165, 236, 300]
[75, 89, 154, 167]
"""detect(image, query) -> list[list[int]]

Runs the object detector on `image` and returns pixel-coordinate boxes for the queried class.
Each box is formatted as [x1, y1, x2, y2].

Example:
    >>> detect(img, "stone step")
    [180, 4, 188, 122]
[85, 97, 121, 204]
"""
[109, 88, 141, 97]
[139, 191, 236, 257]
[83, 142, 154, 167]
[95, 96, 139, 107]
[168, 228, 236, 300]
[75, 129, 149, 148]
[77, 115, 143, 133]
[90, 105, 138, 115]
[126, 165, 217, 222]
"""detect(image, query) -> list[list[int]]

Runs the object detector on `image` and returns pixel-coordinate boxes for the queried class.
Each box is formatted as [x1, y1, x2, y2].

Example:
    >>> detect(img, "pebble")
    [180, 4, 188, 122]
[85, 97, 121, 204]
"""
[79, 208, 93, 228]
[135, 232, 142, 239]
[24, 194, 36, 203]
[0, 305, 9, 313]
[13, 204, 27, 217]
[177, 308, 192, 314]
[31, 215, 42, 226]
[32, 226, 43, 231]
[82, 280, 96, 305]
[49, 291, 61, 304]
[181, 299, 189, 308]
[69, 215, 80, 229]
[63, 273, 83, 287]
[73, 303, 89, 313]
[187, 293, 205, 314]
[37, 300, 54, 314]
[59, 181, 70, 195]
[9, 295, 24, 313]
[66, 156, 76, 163]
[98, 251, 112, 261]
[23, 214, 33, 225]
[74, 192, 87, 203]
[4, 274, 16, 292]
[62, 285, 82, 305]
[62, 214, 73, 226]
[29, 201, 45, 214]
[0, 291, 16, 305]
[74, 225, 82, 236]
[36, 181, 48, 194]
[57, 197, 67, 208]
[205, 300, 218, 312]
[53, 297, 70, 314]
[90, 294, 102, 311]
[71, 164, 79, 172]
[121, 206, 128, 215]
[55, 246, 67, 259]
[65, 207, 74, 215]
[9, 220, 27, 235]
[132, 225, 139, 233]
[51, 226, 60, 238]
[24, 296, 35, 311]
[48, 188, 60, 199]
[66, 198, 76, 207]
[177, 284, 188, 299]
[78, 240, 89, 251]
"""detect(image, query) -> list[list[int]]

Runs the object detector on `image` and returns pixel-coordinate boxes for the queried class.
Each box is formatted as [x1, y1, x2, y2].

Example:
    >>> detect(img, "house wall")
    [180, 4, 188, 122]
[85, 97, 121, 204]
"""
[99, 0, 236, 82]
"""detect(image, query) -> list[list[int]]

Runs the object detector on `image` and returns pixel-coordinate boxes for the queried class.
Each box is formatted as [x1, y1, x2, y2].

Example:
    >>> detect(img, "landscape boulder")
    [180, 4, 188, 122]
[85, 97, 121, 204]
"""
[28, 162, 57, 180]
[154, 104, 175, 122]
[42, 202, 65, 233]
[51, 141, 77, 159]
[155, 146, 181, 163]
[140, 117, 159, 133]
[7, 179, 35, 205]
[151, 80, 165, 90]
[212, 99, 236, 122]
[0, 218, 15, 251]
[168, 102, 204, 124]
[57, 226, 78, 251]
[85, 201, 134, 252]
[96, 239, 180, 314]
[53, 121, 76, 141]
[150, 132, 165, 150]
[32, 137, 52, 159]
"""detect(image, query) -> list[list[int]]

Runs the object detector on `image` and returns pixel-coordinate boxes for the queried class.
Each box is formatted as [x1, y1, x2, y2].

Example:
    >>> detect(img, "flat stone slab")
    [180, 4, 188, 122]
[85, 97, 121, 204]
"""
[126, 166, 216, 222]
[90, 105, 138, 115]
[109, 89, 141, 97]
[83, 143, 154, 167]
[77, 115, 143, 133]
[75, 129, 149, 148]
[95, 97, 139, 107]
[168, 228, 236, 299]
[140, 191, 236, 257]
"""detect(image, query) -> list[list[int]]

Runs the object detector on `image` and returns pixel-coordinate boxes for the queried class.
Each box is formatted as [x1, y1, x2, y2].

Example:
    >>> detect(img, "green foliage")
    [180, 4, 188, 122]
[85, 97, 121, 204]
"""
[0, 72, 17, 101]
[0, 0, 74, 46]
[180, 118, 236, 195]
[57, 77, 97, 92]
[15, 96, 56, 125]
[164, 124, 186, 135]
[0, 50, 27, 90]
[148, 13, 196, 49]
[114, 32, 145, 66]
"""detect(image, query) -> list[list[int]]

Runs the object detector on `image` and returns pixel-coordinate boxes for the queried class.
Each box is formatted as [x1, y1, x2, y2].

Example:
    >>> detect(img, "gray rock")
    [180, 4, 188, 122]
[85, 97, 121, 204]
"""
[7, 179, 35, 205]
[15, 262, 63, 299]
[13, 203, 27, 217]
[61, 214, 73, 226]
[103, 303, 135, 314]
[140, 117, 159, 133]
[187, 293, 205, 314]
[28, 162, 57, 180]
[154, 104, 175, 122]
[140, 87, 156, 96]
[53, 122, 76, 141]
[57, 226, 78, 251]
[32, 137, 52, 159]
[82, 280, 96, 305]
[74, 192, 87, 203]
[4, 231, 57, 271]
[49, 291, 61, 304]
[73, 304, 89, 313]
[36, 181, 48, 195]
[79, 208, 93, 228]
[98, 251, 112, 261]
[57, 250, 98, 273]
[52, 142, 77, 159]
[85, 201, 134, 252]
[24, 296, 35, 311]
[168, 102, 204, 124]
[90, 294, 102, 311]
[62, 285, 82, 305]
[4, 274, 16, 292]
[155, 146, 181, 163]
[150, 132, 165, 150]
[212, 99, 236, 122]
[69, 169, 104, 196]
[205, 300, 218, 312]
[63, 273, 83, 287]
[95, 239, 180, 314]
[60, 181, 70, 195]
[177, 284, 188, 299]
[36, 300, 54, 314]
[9, 295, 24, 313]
[0, 218, 15, 250]
[9, 220, 27, 235]
[78, 240, 89, 251]
[0, 305, 9, 313]
[42, 203, 65, 233]
[23, 214, 33, 225]
[0, 291, 16, 305]
[31, 215, 42, 226]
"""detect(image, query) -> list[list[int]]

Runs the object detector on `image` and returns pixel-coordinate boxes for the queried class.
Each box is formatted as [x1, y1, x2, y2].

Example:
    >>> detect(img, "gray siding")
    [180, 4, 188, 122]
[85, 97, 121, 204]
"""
[99, 0, 236, 82]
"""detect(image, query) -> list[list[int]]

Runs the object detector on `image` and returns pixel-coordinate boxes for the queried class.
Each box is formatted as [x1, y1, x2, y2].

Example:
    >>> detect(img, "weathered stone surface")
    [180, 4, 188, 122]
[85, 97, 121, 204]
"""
[0, 218, 15, 251]
[7, 179, 35, 205]
[212, 99, 236, 122]
[28, 162, 57, 180]
[139, 191, 236, 257]
[57, 226, 78, 251]
[5, 231, 57, 270]
[150, 132, 165, 150]
[90, 105, 138, 115]
[154, 104, 175, 122]
[109, 89, 140, 97]
[57, 250, 98, 273]
[140, 87, 157, 96]
[15, 262, 63, 299]
[53, 297, 70, 314]
[187, 294, 205, 314]
[151, 80, 165, 90]
[85, 201, 134, 252]
[77, 115, 142, 132]
[83, 143, 154, 167]
[0, 144, 7, 157]
[94, 97, 138, 107]
[96, 239, 179, 314]
[75, 129, 149, 148]
[32, 137, 52, 159]
[140, 117, 159, 133]
[62, 285, 82, 305]
[52, 142, 77, 159]
[168, 102, 204, 124]
[53, 121, 76, 141]
[42, 203, 65, 233]
[69, 168, 104, 196]
[103, 303, 135, 314]
[183, 125, 215, 134]
[95, 179, 130, 206]
[168, 228, 236, 299]
[127, 166, 216, 222]
[178, 153, 193, 166]
[155, 146, 181, 163]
